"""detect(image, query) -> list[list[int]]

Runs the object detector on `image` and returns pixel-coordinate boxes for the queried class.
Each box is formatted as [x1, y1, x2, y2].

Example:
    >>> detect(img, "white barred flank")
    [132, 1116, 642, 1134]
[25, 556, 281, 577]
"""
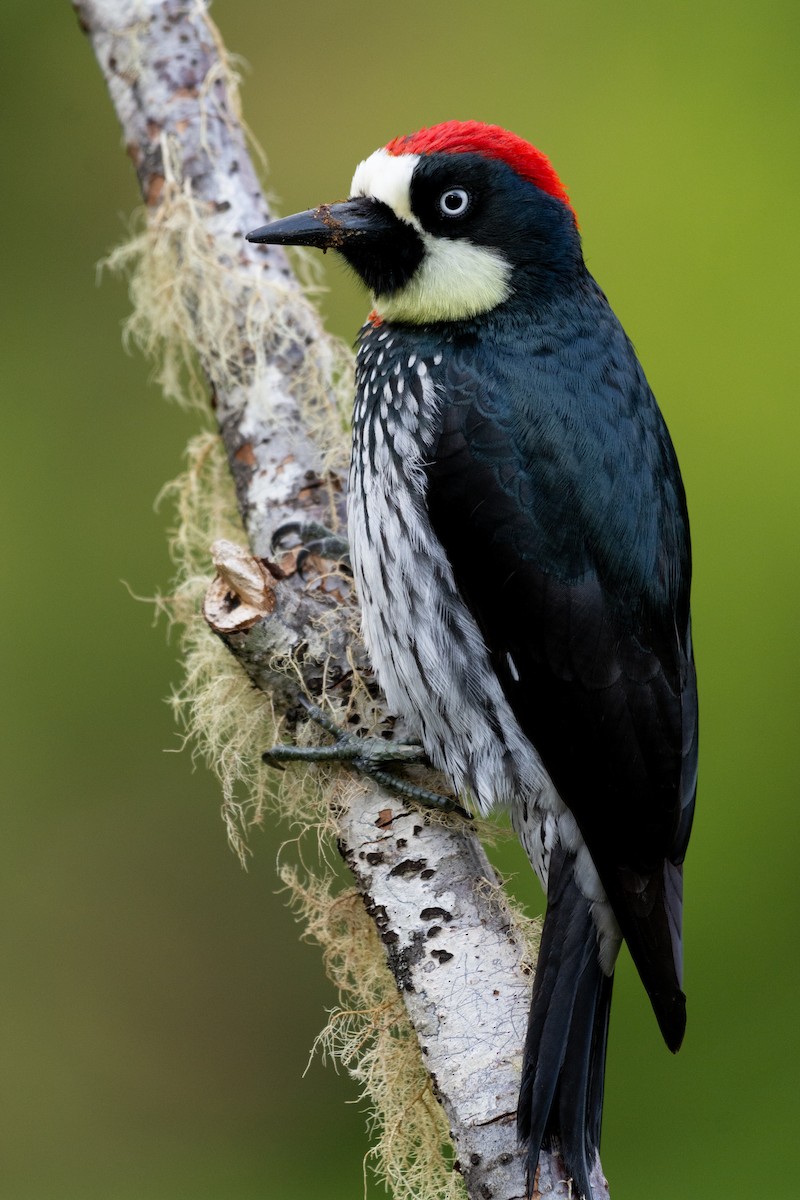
[349, 329, 621, 965]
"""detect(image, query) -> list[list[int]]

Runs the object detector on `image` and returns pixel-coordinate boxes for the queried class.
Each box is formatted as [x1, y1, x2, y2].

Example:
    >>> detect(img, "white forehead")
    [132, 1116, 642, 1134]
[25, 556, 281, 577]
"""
[350, 148, 421, 227]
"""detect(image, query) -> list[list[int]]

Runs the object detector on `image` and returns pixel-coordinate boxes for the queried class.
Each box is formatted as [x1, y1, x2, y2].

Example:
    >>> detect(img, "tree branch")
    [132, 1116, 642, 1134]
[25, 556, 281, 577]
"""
[73, 2, 609, 1197]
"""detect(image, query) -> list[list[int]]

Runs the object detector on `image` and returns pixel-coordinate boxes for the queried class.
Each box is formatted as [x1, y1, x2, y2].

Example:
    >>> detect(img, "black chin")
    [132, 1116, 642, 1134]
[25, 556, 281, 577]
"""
[338, 200, 424, 296]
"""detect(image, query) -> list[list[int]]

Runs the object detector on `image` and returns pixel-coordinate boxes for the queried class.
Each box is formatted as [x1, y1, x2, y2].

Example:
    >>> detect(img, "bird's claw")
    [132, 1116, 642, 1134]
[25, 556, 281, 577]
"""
[263, 699, 469, 816]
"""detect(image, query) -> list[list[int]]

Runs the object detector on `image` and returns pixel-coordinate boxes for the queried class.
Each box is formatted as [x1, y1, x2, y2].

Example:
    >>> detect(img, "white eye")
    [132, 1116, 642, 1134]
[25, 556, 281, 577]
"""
[438, 187, 470, 217]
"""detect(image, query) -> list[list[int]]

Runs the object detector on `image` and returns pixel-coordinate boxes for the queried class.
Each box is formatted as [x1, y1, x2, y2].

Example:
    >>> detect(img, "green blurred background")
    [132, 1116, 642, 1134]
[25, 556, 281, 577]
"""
[2, 1, 798, 1197]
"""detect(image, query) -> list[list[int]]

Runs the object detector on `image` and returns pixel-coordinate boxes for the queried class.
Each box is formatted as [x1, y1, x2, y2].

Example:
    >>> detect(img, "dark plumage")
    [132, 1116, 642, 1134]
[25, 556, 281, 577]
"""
[248, 120, 697, 1200]
[422, 283, 696, 1048]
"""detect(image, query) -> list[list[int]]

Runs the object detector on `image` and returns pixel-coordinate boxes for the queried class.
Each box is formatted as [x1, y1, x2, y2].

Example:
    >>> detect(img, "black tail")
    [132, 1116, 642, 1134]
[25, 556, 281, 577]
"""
[518, 845, 613, 1200]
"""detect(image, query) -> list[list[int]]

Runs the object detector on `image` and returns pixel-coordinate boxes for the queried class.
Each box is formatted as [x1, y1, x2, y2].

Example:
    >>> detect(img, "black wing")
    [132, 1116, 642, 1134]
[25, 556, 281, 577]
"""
[426, 346, 697, 1050]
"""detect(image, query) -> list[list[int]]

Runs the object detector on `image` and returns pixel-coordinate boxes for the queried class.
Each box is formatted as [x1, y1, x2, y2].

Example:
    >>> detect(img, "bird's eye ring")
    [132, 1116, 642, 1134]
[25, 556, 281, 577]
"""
[438, 187, 470, 217]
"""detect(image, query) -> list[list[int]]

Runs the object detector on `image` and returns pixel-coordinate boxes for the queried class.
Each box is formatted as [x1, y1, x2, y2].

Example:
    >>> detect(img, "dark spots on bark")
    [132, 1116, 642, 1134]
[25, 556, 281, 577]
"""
[470, 1152, 482, 1166]
[362, 895, 390, 937]
[430, 948, 454, 964]
[385, 929, 425, 991]
[413, 824, 423, 836]
[389, 946, 412, 989]
[420, 907, 453, 923]
[360, 889, 424, 984]
[420, 868, 436, 880]
[426, 926, 442, 939]
[388, 858, 428, 879]
[365, 850, 385, 866]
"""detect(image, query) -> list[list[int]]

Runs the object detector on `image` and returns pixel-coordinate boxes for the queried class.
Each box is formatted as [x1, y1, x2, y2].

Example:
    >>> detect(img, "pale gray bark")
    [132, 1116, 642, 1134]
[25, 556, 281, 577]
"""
[74, 3, 609, 1197]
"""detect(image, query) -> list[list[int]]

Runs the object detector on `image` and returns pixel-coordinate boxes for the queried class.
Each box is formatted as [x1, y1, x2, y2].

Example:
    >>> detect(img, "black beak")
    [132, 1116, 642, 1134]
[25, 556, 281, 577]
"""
[248, 197, 424, 296]
[247, 198, 401, 251]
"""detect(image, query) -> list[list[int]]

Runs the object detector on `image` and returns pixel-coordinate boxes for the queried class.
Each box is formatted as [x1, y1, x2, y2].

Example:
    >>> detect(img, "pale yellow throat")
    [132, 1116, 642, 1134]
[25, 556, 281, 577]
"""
[374, 236, 513, 324]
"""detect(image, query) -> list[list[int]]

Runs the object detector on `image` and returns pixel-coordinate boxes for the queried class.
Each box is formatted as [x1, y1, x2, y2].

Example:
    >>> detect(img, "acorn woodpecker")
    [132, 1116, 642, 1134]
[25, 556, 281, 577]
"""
[248, 121, 697, 1200]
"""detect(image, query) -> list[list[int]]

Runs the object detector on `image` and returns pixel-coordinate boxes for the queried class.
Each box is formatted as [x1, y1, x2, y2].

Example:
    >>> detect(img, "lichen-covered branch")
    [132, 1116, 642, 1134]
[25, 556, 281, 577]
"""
[73, 2, 609, 1197]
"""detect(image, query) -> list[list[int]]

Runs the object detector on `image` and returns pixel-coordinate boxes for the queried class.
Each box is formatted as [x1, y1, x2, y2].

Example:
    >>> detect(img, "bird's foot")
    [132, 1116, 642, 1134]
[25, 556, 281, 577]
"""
[272, 520, 352, 576]
[263, 698, 469, 816]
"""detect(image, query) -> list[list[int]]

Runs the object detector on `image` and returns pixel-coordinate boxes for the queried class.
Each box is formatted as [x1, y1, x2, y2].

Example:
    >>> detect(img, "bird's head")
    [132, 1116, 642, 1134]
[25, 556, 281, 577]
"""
[247, 121, 582, 324]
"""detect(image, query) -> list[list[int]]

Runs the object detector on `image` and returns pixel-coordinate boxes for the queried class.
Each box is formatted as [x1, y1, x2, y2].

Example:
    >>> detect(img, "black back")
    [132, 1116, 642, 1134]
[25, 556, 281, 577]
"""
[424, 274, 697, 1048]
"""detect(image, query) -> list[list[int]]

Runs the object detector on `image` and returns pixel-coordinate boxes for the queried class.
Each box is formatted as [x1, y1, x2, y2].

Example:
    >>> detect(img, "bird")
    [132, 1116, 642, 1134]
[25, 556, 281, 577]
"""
[247, 120, 697, 1200]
